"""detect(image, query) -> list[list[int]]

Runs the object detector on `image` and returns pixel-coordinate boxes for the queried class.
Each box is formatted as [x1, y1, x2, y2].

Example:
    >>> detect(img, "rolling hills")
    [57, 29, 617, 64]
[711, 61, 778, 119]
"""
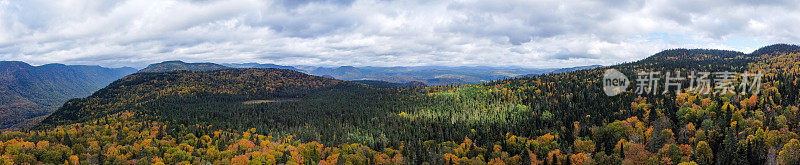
[350, 80, 427, 88]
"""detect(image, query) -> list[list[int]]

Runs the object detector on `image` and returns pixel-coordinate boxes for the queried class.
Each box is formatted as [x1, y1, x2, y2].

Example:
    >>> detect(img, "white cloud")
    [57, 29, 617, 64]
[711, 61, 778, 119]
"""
[0, 0, 798, 68]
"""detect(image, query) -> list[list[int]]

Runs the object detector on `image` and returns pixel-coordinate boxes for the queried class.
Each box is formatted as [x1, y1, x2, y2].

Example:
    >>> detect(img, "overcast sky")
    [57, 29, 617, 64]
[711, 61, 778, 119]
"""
[0, 0, 798, 68]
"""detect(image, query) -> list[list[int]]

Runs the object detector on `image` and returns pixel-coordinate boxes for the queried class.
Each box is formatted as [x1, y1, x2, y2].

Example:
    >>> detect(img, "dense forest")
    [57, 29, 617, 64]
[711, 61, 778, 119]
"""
[2, 44, 800, 164]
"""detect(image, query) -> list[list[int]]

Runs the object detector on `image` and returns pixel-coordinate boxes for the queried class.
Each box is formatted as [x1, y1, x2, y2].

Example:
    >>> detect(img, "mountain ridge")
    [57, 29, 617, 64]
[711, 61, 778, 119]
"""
[0, 61, 137, 129]
[138, 60, 231, 73]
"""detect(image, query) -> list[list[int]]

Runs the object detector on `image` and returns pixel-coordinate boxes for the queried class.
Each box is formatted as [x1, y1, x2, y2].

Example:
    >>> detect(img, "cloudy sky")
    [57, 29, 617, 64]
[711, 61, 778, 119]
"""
[0, 0, 798, 68]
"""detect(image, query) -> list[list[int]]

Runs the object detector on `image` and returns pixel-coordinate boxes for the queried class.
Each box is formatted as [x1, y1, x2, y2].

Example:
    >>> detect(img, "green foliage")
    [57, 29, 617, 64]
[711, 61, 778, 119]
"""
[779, 139, 800, 165]
[695, 141, 713, 165]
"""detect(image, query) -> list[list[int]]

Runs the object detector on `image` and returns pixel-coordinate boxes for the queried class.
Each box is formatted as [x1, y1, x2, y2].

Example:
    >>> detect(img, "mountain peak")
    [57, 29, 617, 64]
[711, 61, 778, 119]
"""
[0, 61, 34, 69]
[750, 43, 800, 56]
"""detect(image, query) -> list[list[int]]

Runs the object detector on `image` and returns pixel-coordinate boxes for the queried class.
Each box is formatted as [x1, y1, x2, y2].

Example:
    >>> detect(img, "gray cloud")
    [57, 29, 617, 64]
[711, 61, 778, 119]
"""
[0, 0, 798, 68]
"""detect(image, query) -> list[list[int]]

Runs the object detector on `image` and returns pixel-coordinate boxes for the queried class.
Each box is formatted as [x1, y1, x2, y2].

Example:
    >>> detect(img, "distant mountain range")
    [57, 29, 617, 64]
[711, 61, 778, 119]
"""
[299, 66, 556, 86]
[139, 61, 602, 86]
[224, 62, 301, 71]
[0, 61, 136, 129]
[549, 65, 603, 74]
[350, 80, 427, 88]
[519, 65, 602, 77]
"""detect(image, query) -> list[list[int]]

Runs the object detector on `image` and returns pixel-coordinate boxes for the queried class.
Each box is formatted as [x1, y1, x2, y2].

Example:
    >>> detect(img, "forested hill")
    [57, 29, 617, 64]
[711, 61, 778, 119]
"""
[0, 61, 136, 129]
[137, 60, 230, 73]
[38, 68, 356, 127]
[749, 43, 800, 57]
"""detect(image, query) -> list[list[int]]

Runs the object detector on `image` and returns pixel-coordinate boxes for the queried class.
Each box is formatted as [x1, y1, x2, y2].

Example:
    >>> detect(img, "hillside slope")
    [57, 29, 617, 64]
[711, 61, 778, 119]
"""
[0, 61, 136, 129]
[40, 68, 348, 126]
